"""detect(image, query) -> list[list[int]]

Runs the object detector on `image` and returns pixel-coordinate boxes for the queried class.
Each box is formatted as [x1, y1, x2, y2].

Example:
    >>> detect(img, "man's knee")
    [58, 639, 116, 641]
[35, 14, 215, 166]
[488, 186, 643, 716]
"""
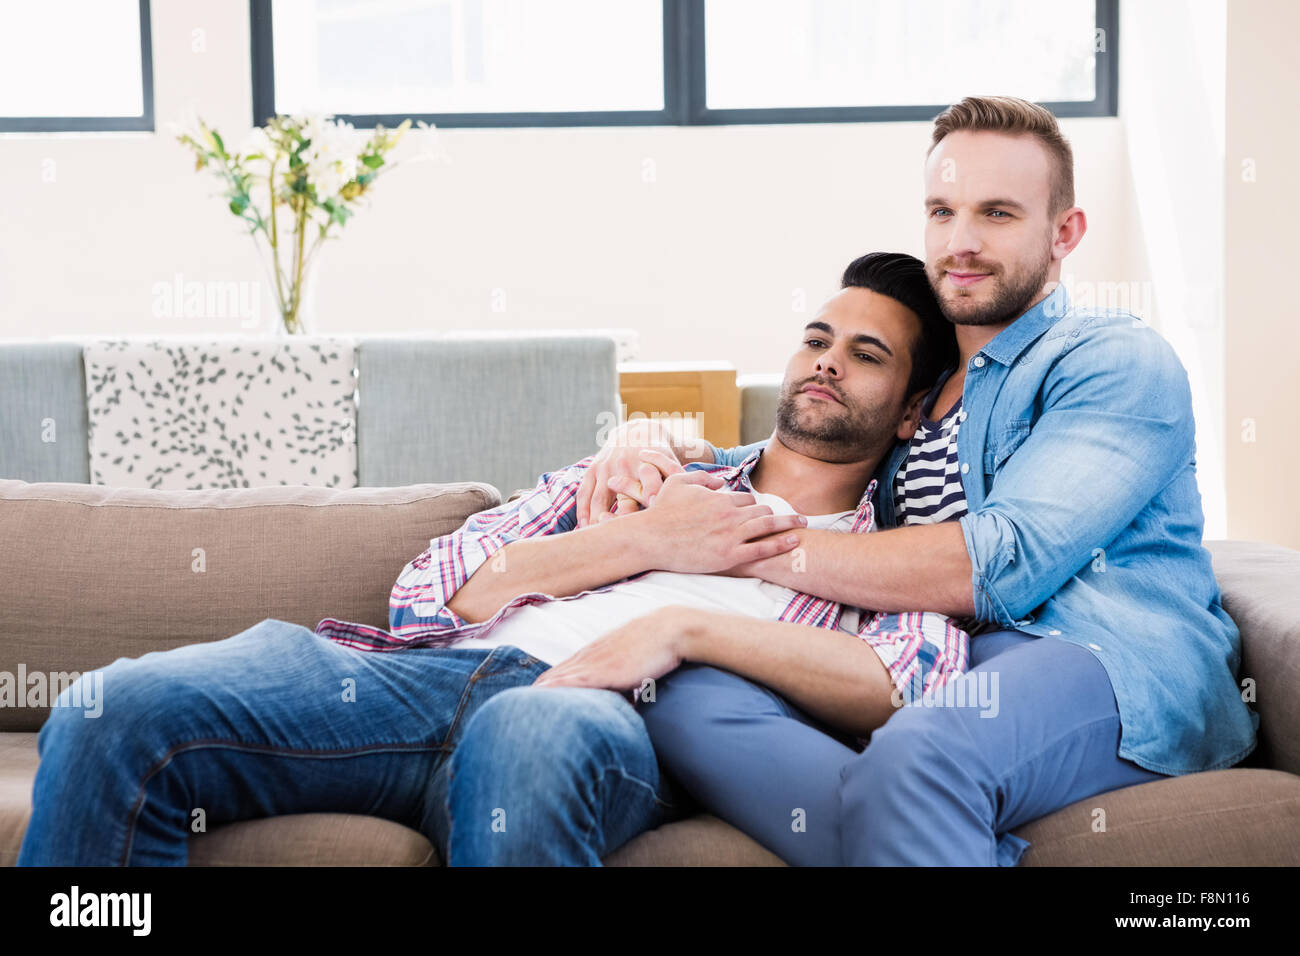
[843, 705, 979, 801]
[452, 686, 648, 789]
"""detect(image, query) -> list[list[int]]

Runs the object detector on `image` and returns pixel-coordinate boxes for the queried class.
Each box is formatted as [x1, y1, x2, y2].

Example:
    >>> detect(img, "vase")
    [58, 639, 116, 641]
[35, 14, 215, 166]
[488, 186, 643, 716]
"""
[277, 265, 317, 336]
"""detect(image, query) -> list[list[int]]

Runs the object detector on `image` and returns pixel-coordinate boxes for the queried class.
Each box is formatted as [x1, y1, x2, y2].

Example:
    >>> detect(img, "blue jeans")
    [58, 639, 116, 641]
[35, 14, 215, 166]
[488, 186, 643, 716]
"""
[18, 619, 676, 866]
[640, 629, 1167, 865]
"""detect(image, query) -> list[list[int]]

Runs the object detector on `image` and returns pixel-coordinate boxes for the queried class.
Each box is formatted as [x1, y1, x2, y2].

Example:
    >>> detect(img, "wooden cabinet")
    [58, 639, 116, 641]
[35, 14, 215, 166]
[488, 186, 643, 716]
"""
[617, 361, 740, 449]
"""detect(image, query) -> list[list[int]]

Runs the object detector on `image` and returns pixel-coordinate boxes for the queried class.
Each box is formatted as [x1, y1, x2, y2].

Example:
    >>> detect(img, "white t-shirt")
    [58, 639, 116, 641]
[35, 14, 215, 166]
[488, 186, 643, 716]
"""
[456, 490, 858, 665]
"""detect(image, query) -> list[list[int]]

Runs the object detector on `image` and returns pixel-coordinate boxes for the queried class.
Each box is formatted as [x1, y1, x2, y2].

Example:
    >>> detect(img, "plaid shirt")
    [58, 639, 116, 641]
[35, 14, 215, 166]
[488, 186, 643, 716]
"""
[315, 447, 970, 698]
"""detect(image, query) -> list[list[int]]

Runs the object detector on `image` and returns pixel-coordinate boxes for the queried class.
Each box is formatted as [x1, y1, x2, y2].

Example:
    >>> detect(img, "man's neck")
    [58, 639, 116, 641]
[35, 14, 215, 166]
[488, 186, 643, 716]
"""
[953, 280, 1058, 366]
[947, 281, 1058, 391]
[747, 433, 880, 516]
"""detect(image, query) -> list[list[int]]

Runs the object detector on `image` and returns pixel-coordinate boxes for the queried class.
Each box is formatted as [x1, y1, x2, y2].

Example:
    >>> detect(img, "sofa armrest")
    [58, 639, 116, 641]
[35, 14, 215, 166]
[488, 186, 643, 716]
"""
[1206, 539, 1300, 774]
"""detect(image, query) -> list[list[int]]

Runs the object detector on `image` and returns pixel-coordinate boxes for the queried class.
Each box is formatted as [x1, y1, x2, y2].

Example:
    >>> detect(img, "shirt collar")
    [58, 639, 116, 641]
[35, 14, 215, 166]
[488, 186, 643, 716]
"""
[724, 445, 878, 529]
[979, 282, 1071, 367]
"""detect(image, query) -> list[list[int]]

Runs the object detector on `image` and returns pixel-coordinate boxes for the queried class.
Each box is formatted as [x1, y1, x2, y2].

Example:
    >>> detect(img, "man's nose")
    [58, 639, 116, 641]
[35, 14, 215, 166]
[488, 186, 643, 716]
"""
[815, 350, 843, 379]
[946, 210, 983, 259]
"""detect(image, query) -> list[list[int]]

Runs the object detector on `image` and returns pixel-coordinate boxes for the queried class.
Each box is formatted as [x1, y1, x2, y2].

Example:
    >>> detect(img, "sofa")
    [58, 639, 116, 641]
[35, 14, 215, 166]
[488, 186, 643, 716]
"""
[2, 337, 1298, 865]
[1, 473, 1298, 866]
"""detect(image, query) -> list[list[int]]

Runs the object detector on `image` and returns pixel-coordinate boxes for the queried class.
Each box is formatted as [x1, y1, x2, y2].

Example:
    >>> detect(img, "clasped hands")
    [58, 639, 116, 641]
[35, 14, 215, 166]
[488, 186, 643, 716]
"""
[534, 436, 805, 693]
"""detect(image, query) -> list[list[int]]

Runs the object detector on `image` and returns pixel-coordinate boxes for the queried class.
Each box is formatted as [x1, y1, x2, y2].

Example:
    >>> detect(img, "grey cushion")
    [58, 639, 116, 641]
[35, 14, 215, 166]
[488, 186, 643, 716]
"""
[737, 373, 781, 446]
[357, 336, 618, 495]
[0, 343, 89, 483]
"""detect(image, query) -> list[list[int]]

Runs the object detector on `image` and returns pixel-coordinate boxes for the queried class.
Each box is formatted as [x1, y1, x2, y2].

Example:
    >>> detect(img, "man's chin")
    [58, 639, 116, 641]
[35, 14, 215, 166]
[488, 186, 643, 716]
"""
[939, 293, 1009, 327]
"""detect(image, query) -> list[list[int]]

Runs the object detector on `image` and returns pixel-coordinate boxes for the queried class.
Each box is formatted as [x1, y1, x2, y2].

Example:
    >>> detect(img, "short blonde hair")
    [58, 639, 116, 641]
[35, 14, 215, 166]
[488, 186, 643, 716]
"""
[930, 96, 1075, 215]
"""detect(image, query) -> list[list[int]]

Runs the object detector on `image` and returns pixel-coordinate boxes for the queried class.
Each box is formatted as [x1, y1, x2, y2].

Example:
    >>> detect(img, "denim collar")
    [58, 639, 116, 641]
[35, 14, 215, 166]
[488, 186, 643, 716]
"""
[979, 282, 1071, 367]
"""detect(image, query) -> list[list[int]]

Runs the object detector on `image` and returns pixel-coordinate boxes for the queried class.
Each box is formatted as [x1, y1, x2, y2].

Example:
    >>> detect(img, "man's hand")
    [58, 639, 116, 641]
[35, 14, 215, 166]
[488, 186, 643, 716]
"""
[638, 472, 805, 573]
[576, 419, 709, 527]
[533, 606, 694, 694]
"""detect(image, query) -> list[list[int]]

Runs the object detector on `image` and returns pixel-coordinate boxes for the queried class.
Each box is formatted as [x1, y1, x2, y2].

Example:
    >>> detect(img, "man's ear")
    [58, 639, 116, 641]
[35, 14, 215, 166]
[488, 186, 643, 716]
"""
[896, 390, 927, 441]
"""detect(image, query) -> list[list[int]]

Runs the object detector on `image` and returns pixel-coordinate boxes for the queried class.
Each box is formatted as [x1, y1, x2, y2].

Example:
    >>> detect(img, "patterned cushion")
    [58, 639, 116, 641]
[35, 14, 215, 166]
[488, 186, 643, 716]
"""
[83, 338, 358, 489]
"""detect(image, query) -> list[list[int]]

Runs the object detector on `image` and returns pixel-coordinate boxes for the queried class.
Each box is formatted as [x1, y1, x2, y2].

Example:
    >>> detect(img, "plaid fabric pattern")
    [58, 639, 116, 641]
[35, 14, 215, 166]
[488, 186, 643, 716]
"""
[314, 447, 969, 699]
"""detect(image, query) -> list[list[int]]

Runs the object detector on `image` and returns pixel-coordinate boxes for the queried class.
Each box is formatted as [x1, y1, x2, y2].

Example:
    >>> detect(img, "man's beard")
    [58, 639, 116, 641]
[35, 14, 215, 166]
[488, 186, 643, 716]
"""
[929, 250, 1052, 326]
[775, 380, 896, 463]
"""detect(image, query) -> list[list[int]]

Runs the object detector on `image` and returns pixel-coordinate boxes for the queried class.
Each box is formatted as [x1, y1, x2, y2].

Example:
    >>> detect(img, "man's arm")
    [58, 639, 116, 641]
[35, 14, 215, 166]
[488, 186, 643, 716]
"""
[444, 469, 807, 624]
[447, 512, 657, 623]
[678, 610, 898, 737]
[730, 324, 1192, 626]
[736, 521, 976, 619]
[536, 603, 966, 738]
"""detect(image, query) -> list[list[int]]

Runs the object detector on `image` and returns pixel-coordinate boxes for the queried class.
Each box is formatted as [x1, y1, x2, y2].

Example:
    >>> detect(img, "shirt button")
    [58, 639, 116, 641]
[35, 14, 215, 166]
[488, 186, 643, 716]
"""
[1049, 629, 1062, 635]
[960, 463, 969, 474]
[1088, 642, 1102, 651]
[959, 410, 968, 421]
[972, 356, 986, 368]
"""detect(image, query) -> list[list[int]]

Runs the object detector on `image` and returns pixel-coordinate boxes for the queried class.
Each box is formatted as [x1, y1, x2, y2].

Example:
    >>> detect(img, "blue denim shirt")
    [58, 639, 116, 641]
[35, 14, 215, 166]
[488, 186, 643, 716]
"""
[710, 284, 1258, 775]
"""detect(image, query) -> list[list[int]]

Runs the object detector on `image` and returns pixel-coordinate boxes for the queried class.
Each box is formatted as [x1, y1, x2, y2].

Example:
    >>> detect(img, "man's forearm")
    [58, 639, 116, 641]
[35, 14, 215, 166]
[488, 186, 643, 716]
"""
[751, 522, 976, 619]
[447, 512, 657, 624]
[678, 610, 897, 737]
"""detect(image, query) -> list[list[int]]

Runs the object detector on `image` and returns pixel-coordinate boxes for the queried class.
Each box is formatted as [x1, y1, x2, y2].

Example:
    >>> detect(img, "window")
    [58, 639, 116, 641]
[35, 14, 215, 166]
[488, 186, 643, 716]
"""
[251, 0, 1116, 128]
[0, 0, 154, 132]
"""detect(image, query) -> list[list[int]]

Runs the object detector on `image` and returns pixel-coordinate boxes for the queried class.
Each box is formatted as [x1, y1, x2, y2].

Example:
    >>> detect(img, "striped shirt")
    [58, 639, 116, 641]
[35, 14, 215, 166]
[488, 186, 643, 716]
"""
[893, 373, 989, 637]
[315, 447, 970, 702]
[894, 383, 968, 526]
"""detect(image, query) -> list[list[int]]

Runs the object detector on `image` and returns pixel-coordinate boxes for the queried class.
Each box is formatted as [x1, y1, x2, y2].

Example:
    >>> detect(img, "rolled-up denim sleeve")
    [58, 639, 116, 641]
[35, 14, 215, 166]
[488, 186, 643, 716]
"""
[959, 325, 1195, 626]
[706, 439, 769, 468]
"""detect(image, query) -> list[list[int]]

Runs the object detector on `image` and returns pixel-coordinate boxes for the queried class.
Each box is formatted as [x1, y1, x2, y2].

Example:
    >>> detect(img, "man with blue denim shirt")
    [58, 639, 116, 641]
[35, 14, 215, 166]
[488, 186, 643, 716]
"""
[581, 96, 1257, 865]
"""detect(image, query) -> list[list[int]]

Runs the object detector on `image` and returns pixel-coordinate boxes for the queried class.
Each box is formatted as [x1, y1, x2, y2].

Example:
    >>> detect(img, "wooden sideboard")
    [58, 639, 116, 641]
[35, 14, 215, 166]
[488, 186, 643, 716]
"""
[617, 361, 740, 449]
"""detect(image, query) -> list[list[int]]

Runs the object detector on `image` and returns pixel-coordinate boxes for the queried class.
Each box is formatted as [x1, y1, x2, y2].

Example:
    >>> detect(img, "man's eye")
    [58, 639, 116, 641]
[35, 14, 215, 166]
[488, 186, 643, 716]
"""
[857, 353, 878, 363]
[805, 338, 826, 348]
[989, 210, 1010, 219]
[930, 208, 951, 218]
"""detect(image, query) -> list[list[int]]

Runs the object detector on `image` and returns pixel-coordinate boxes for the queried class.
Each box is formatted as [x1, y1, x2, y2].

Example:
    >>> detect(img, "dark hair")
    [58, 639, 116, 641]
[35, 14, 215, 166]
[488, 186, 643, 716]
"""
[840, 252, 956, 398]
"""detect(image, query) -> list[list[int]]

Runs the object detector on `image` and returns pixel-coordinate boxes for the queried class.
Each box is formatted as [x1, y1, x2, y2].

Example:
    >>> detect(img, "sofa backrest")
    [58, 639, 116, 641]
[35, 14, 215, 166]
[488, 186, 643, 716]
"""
[0, 478, 498, 731]
[0, 335, 619, 497]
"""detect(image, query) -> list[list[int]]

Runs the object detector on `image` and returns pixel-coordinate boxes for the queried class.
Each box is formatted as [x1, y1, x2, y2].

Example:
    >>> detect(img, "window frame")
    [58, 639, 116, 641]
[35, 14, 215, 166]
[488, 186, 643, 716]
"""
[250, 0, 1118, 129]
[0, 0, 155, 133]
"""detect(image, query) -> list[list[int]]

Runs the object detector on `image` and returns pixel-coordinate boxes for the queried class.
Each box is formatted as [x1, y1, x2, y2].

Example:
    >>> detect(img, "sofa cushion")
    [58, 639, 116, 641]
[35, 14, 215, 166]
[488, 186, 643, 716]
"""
[190, 813, 438, 867]
[1206, 539, 1300, 775]
[606, 814, 785, 866]
[0, 479, 498, 731]
[357, 336, 617, 496]
[0, 733, 38, 866]
[0, 342, 90, 483]
[1014, 768, 1300, 865]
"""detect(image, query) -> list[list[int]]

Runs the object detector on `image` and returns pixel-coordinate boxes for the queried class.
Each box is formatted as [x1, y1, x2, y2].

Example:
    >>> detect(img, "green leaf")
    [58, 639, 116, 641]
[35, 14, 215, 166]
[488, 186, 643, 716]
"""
[361, 154, 384, 169]
[211, 129, 226, 156]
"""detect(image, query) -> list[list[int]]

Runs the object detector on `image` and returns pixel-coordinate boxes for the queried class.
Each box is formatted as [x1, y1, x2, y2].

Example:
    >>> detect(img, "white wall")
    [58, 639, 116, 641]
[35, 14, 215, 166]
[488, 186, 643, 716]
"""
[1, 0, 1143, 382]
[1224, 0, 1300, 549]
[1120, 0, 1227, 539]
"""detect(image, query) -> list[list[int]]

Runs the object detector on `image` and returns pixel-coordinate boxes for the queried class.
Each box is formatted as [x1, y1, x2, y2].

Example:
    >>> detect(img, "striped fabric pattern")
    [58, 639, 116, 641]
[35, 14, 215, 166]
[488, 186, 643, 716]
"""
[894, 395, 968, 526]
[314, 447, 970, 699]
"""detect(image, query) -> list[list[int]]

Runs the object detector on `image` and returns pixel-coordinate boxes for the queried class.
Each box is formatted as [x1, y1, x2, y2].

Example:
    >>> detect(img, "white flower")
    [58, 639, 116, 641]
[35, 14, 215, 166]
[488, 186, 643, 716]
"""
[298, 114, 360, 203]
[240, 125, 278, 160]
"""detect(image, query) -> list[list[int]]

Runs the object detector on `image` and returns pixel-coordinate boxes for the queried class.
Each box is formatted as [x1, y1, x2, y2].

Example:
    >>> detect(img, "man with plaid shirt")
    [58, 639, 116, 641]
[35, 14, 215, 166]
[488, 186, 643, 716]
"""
[21, 252, 958, 866]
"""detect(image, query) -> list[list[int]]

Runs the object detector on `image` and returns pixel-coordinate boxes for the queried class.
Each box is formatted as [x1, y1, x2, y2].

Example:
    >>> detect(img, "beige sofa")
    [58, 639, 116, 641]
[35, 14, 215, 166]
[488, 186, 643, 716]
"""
[2, 478, 1298, 866]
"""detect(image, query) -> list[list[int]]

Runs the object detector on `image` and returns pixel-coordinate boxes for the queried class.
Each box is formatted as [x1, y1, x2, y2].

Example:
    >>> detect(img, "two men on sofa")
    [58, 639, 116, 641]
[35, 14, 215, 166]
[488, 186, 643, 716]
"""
[20, 95, 1256, 866]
